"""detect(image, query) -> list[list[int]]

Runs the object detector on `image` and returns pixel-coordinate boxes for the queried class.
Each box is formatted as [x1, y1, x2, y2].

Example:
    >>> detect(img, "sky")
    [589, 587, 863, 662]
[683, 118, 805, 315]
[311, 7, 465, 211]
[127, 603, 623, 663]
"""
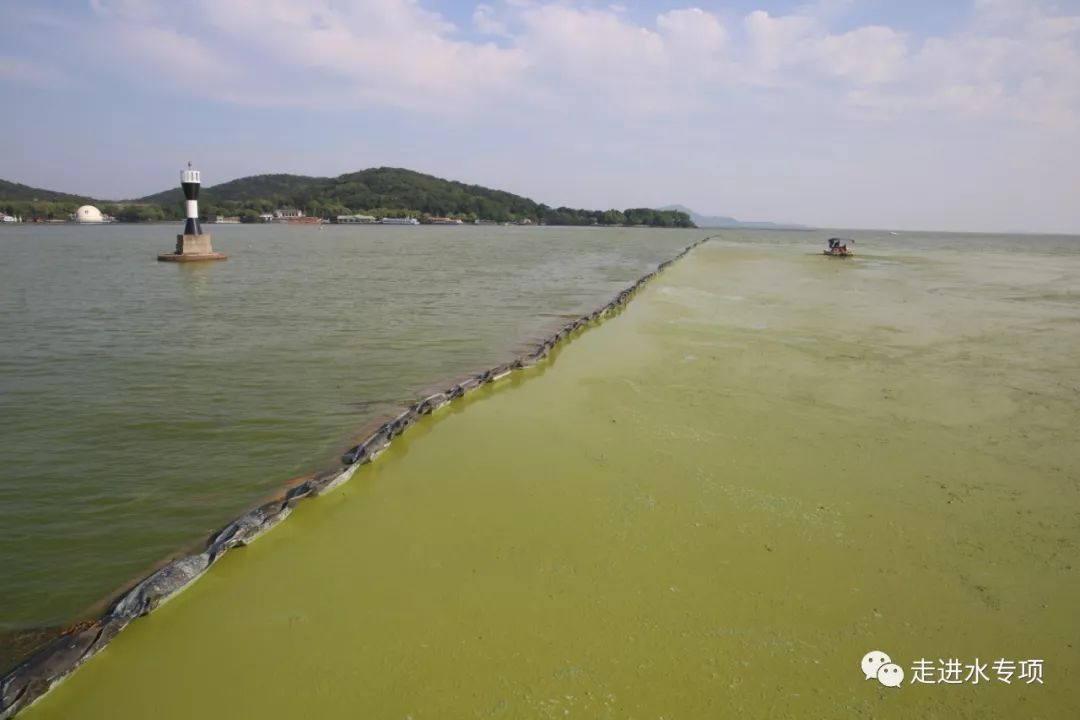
[1, 0, 1078, 232]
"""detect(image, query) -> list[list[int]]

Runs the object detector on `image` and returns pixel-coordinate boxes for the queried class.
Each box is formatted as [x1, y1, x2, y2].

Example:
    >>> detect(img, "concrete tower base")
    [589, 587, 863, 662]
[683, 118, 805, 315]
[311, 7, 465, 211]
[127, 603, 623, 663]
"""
[158, 234, 227, 262]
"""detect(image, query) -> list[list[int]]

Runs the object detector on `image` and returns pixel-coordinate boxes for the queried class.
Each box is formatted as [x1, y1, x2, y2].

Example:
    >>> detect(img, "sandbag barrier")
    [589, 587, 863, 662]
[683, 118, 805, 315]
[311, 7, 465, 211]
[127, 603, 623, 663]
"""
[0, 235, 713, 719]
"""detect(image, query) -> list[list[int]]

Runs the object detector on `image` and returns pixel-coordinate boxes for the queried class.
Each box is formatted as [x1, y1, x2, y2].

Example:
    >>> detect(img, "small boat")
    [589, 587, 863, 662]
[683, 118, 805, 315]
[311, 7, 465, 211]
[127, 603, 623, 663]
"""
[824, 237, 854, 257]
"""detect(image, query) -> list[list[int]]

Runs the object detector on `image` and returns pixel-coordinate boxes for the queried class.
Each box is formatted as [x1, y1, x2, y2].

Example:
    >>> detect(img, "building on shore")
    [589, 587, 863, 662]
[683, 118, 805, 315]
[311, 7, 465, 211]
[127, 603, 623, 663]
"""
[1, 212, 20, 223]
[209, 215, 241, 224]
[336, 214, 376, 224]
[73, 205, 111, 223]
[257, 213, 274, 223]
[429, 217, 464, 225]
[273, 208, 304, 221]
[380, 217, 420, 225]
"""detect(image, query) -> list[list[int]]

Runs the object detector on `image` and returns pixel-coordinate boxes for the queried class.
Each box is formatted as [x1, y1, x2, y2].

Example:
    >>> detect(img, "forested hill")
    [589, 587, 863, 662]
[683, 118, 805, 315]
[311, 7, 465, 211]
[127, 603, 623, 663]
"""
[135, 167, 541, 221]
[1, 167, 694, 227]
[136, 173, 325, 205]
[136, 167, 693, 227]
[136, 168, 583, 220]
[0, 179, 91, 203]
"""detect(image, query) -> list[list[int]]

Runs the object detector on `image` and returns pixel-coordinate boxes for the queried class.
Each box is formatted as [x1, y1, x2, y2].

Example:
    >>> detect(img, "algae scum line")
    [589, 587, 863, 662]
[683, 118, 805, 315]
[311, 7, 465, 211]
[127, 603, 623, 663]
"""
[0, 237, 713, 718]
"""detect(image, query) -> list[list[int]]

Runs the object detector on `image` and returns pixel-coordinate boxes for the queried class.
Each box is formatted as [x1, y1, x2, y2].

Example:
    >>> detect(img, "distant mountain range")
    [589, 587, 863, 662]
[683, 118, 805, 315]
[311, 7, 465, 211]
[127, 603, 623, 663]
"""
[131, 168, 548, 220]
[659, 204, 808, 229]
[0, 168, 694, 228]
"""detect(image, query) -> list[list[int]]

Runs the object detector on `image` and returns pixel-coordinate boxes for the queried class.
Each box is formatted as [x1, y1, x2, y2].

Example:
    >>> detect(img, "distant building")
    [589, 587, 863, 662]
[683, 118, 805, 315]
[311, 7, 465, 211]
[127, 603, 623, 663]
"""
[337, 215, 376, 224]
[380, 217, 420, 225]
[210, 215, 241, 224]
[273, 208, 304, 221]
[429, 217, 463, 225]
[0, 213, 19, 223]
[74, 205, 105, 223]
[257, 213, 274, 223]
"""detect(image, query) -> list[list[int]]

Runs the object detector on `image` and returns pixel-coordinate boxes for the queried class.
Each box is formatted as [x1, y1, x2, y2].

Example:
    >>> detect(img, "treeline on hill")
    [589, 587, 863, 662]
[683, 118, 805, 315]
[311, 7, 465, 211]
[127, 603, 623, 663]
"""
[0, 179, 93, 220]
[0, 179, 91, 203]
[0, 168, 694, 228]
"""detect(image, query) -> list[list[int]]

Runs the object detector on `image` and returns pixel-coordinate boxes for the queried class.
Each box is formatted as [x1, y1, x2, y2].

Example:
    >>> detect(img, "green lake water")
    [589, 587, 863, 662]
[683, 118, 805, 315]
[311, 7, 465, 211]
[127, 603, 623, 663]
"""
[13, 232, 1080, 718]
[0, 224, 697, 641]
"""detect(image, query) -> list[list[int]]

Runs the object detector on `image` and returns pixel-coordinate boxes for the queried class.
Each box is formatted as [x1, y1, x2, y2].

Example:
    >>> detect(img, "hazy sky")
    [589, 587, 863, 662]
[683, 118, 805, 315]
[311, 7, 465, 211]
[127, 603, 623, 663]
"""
[2, 0, 1078, 232]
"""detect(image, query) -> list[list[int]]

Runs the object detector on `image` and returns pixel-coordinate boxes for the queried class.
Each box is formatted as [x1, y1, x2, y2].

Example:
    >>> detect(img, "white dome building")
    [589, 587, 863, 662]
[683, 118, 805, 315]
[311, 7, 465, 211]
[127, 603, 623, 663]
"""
[74, 205, 104, 223]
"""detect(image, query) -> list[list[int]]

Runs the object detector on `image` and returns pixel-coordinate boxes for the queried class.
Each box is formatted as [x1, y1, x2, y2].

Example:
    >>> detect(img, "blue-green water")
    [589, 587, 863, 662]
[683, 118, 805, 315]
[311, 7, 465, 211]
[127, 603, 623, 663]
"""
[12, 227, 1080, 719]
[2, 223, 1077, 673]
[0, 223, 699, 637]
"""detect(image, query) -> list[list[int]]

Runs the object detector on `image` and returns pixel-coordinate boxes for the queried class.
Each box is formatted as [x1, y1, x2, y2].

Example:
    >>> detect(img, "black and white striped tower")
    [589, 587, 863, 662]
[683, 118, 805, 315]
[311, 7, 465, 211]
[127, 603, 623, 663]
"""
[181, 162, 202, 236]
[157, 162, 226, 261]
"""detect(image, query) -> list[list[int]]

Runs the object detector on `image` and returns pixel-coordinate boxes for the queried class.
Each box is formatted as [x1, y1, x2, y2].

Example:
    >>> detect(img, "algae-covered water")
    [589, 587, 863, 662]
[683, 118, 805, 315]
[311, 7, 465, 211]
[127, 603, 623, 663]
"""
[0, 224, 696, 639]
[16, 232, 1080, 718]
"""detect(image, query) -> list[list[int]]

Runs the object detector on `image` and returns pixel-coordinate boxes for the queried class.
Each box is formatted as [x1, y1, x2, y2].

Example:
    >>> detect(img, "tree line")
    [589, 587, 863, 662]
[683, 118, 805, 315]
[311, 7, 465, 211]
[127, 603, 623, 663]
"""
[1, 168, 695, 228]
[1, 200, 693, 228]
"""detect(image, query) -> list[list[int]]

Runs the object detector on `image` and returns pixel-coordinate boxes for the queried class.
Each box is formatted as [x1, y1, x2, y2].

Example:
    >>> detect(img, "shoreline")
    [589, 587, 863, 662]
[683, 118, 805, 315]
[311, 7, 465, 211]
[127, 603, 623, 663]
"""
[0, 236, 715, 719]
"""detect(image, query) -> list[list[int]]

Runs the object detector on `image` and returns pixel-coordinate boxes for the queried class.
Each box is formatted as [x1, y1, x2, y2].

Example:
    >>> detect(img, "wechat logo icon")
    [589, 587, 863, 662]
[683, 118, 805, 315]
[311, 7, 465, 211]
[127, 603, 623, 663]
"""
[862, 650, 904, 688]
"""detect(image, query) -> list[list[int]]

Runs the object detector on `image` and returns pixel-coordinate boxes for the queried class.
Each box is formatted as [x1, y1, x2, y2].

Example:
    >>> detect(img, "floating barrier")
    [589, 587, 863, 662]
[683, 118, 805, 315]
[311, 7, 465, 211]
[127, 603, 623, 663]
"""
[0, 235, 714, 719]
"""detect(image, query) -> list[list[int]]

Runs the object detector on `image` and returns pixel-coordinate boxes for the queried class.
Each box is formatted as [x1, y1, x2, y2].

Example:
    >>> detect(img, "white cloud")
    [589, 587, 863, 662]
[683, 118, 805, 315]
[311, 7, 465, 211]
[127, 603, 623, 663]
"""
[191, 0, 527, 107]
[852, 1, 1080, 127]
[816, 26, 908, 84]
[656, 7, 728, 77]
[44, 0, 1072, 128]
[656, 8, 727, 51]
[742, 10, 818, 84]
[739, 11, 910, 87]
[473, 3, 509, 36]
[519, 5, 666, 76]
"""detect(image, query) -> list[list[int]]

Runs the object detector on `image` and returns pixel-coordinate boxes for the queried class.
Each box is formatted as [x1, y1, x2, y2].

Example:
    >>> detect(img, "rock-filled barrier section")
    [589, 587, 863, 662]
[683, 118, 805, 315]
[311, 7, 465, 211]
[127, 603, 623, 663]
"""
[0, 236, 712, 719]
